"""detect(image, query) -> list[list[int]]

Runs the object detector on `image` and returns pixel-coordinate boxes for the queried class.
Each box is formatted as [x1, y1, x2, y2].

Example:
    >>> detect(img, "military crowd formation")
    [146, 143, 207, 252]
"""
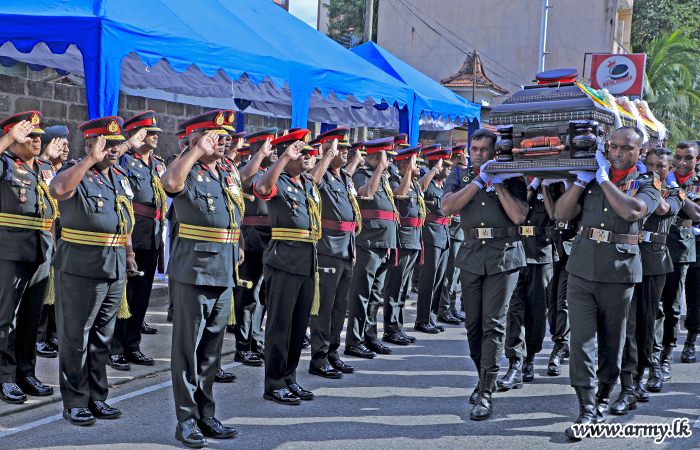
[0, 101, 698, 448]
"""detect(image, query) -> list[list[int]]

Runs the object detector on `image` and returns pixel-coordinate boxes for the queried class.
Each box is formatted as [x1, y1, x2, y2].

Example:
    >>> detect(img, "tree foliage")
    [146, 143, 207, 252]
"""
[324, 0, 378, 45]
[631, 0, 700, 51]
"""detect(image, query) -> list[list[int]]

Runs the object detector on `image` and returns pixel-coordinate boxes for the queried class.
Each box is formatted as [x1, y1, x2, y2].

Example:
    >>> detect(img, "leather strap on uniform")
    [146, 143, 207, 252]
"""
[0, 213, 52, 230]
[61, 228, 128, 246]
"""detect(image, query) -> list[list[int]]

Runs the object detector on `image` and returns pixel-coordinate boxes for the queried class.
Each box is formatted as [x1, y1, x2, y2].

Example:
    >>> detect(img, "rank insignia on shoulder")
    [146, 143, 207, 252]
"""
[653, 178, 662, 190]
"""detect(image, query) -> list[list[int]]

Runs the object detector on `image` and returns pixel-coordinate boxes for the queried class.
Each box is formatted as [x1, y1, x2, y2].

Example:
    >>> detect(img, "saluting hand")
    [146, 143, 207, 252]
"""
[378, 150, 389, 171]
[128, 128, 148, 151]
[260, 137, 274, 158]
[283, 141, 304, 160]
[8, 121, 34, 144]
[89, 136, 109, 163]
[44, 138, 63, 160]
[327, 138, 339, 158]
[195, 130, 220, 157]
[434, 158, 444, 173]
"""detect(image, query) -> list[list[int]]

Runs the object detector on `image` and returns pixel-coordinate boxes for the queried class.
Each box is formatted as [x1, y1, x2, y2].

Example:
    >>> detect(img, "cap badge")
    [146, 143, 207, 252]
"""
[108, 120, 119, 134]
[215, 112, 225, 126]
[152, 118, 157, 125]
[303, 132, 310, 143]
[30, 113, 40, 125]
[228, 113, 235, 124]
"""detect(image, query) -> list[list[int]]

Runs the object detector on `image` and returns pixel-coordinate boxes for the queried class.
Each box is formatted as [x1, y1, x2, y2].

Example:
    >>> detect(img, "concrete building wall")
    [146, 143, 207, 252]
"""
[376, 0, 629, 93]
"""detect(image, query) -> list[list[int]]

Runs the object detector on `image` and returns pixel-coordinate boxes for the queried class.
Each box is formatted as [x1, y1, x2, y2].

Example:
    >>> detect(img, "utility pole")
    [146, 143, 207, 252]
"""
[364, 0, 374, 43]
[539, 0, 552, 72]
[472, 51, 477, 103]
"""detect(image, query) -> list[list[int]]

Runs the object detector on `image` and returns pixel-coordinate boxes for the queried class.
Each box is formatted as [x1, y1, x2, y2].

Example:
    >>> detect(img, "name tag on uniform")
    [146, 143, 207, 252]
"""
[121, 178, 134, 198]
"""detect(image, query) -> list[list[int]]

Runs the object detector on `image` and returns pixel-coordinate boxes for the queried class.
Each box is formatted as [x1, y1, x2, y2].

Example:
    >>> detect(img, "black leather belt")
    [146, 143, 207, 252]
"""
[579, 226, 639, 245]
[463, 226, 520, 239]
[638, 231, 667, 244]
[519, 226, 552, 237]
[553, 221, 574, 230]
[674, 217, 693, 228]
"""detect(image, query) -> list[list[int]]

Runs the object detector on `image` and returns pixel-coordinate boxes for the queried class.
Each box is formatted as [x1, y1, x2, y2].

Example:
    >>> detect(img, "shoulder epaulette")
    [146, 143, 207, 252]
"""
[113, 165, 128, 176]
[152, 154, 164, 162]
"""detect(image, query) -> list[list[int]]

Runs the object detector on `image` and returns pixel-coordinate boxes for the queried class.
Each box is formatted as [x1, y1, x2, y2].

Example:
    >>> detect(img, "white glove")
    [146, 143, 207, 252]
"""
[570, 170, 595, 184]
[693, 226, 700, 236]
[563, 180, 573, 190]
[529, 178, 542, 190]
[595, 150, 610, 171]
[477, 161, 495, 184]
[596, 165, 610, 185]
[542, 178, 568, 187]
[636, 161, 648, 174]
[665, 171, 678, 189]
[493, 172, 523, 184]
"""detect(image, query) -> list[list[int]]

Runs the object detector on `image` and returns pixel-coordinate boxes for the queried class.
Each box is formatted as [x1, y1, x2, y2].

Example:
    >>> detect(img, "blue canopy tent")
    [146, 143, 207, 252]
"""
[0, 0, 415, 132]
[351, 42, 481, 146]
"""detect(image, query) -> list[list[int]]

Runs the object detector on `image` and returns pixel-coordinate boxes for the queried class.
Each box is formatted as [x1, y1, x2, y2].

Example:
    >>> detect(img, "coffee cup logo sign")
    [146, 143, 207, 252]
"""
[590, 54, 647, 96]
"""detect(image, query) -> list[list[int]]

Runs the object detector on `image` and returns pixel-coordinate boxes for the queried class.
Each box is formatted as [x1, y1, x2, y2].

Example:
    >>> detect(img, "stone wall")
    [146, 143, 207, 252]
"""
[0, 73, 294, 160]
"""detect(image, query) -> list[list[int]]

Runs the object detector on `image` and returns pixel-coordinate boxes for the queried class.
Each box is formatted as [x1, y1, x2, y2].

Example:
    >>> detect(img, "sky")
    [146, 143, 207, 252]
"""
[289, 0, 319, 28]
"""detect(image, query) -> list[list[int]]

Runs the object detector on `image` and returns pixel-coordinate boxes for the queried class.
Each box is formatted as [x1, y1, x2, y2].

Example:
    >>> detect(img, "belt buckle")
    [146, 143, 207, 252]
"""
[520, 226, 535, 236]
[592, 228, 611, 243]
[555, 221, 569, 230]
[476, 227, 493, 238]
[639, 231, 651, 242]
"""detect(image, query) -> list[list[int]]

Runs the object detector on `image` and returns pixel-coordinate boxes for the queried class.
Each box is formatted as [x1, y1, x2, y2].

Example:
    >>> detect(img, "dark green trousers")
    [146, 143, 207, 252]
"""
[621, 274, 666, 385]
[460, 269, 519, 373]
[416, 245, 449, 324]
[0, 259, 50, 382]
[567, 274, 634, 388]
[309, 254, 353, 369]
[170, 281, 231, 423]
[655, 263, 688, 350]
[384, 248, 419, 333]
[263, 265, 315, 392]
[438, 239, 462, 317]
[547, 257, 570, 345]
[683, 267, 700, 337]
[505, 263, 553, 358]
[55, 270, 123, 409]
[234, 251, 266, 351]
[346, 247, 389, 347]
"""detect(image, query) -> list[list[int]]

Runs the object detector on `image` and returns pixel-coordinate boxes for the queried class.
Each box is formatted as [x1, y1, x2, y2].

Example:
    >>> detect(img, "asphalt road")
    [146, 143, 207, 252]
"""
[0, 294, 698, 449]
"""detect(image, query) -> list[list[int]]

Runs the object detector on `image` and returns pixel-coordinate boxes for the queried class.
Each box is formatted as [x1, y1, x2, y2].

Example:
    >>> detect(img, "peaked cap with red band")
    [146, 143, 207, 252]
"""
[310, 127, 351, 146]
[424, 147, 453, 164]
[247, 127, 278, 144]
[393, 133, 410, 147]
[178, 110, 229, 136]
[79, 116, 125, 141]
[229, 131, 247, 140]
[363, 137, 394, 154]
[271, 128, 311, 155]
[394, 145, 423, 161]
[124, 110, 162, 133]
[1, 111, 45, 135]
[451, 143, 467, 155]
[287, 127, 303, 134]
[238, 145, 251, 156]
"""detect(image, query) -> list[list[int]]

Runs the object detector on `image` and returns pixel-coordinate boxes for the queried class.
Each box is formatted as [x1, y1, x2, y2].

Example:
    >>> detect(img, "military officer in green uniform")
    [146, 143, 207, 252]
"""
[345, 137, 399, 359]
[107, 111, 167, 370]
[442, 129, 528, 421]
[0, 112, 57, 404]
[553, 126, 661, 439]
[497, 176, 556, 389]
[610, 146, 683, 415]
[653, 141, 700, 386]
[234, 128, 279, 367]
[254, 128, 320, 405]
[50, 116, 137, 426]
[438, 144, 468, 324]
[161, 110, 242, 447]
[416, 147, 454, 330]
[304, 128, 358, 377]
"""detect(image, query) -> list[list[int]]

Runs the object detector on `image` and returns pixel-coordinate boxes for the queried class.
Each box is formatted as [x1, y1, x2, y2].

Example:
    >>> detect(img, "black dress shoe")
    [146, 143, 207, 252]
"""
[16, 376, 53, 396]
[382, 332, 410, 346]
[344, 344, 376, 359]
[329, 358, 354, 373]
[126, 351, 155, 366]
[414, 322, 439, 334]
[198, 416, 237, 439]
[107, 354, 131, 371]
[302, 333, 311, 349]
[410, 286, 419, 293]
[176, 418, 207, 448]
[287, 383, 314, 400]
[141, 322, 158, 334]
[399, 331, 417, 343]
[48, 337, 59, 351]
[167, 310, 174, 323]
[234, 351, 263, 366]
[88, 399, 122, 419]
[1, 382, 27, 404]
[365, 339, 392, 355]
[36, 340, 58, 358]
[610, 390, 637, 415]
[681, 343, 696, 363]
[437, 314, 461, 325]
[214, 368, 237, 383]
[254, 343, 265, 359]
[309, 365, 343, 379]
[263, 388, 301, 405]
[63, 407, 96, 426]
[430, 319, 446, 332]
[452, 311, 466, 322]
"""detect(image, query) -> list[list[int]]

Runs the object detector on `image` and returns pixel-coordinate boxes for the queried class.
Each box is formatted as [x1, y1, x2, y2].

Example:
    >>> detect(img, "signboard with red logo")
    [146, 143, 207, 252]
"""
[590, 54, 646, 96]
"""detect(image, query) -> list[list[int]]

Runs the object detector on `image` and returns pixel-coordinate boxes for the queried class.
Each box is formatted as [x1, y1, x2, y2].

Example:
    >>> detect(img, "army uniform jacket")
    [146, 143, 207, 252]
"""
[452, 166, 527, 275]
[522, 185, 555, 265]
[353, 163, 398, 249]
[167, 161, 241, 287]
[639, 181, 683, 276]
[668, 172, 700, 265]
[0, 152, 56, 263]
[389, 174, 423, 250]
[52, 161, 134, 280]
[422, 178, 450, 250]
[444, 166, 466, 242]
[242, 167, 272, 254]
[119, 150, 166, 251]
[256, 171, 317, 277]
[567, 169, 661, 284]
[318, 167, 356, 260]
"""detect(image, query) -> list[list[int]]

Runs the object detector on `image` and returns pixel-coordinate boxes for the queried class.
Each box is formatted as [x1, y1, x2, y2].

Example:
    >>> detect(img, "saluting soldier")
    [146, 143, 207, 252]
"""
[107, 111, 167, 371]
[438, 144, 469, 324]
[49, 116, 137, 425]
[442, 129, 528, 421]
[346, 140, 366, 176]
[653, 141, 700, 386]
[553, 126, 661, 439]
[610, 147, 683, 415]
[160, 110, 243, 447]
[345, 137, 399, 359]
[416, 147, 454, 330]
[234, 128, 279, 367]
[0, 112, 57, 404]
[497, 175, 556, 390]
[306, 128, 358, 378]
[254, 129, 321, 405]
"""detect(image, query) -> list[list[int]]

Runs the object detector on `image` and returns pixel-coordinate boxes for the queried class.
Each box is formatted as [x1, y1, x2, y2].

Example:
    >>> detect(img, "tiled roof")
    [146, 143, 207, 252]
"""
[440, 53, 509, 94]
